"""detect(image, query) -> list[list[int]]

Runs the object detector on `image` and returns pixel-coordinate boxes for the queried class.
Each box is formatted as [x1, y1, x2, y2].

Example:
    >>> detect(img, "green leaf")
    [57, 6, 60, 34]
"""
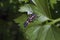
[14, 14, 28, 29]
[25, 24, 60, 40]
[25, 24, 51, 40]
[37, 15, 50, 23]
[19, 4, 33, 12]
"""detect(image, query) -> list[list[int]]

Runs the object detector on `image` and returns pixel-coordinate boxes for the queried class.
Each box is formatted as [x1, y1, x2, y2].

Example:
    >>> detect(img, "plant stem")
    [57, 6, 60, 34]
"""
[49, 18, 60, 25]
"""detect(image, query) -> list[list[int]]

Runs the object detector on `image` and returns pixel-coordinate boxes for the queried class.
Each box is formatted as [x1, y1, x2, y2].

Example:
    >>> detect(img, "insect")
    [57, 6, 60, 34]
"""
[24, 14, 37, 27]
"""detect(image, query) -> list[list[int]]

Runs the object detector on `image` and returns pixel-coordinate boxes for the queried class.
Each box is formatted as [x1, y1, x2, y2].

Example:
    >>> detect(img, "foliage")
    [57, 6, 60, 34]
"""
[17, 0, 60, 40]
[0, 0, 60, 40]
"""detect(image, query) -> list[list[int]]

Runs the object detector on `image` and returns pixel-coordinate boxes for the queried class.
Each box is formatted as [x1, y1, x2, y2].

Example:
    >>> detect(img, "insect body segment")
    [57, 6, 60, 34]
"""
[24, 14, 37, 27]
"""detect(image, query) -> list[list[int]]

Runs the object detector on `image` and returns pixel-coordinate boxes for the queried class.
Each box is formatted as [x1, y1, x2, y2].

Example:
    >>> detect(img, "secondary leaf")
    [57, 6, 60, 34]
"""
[14, 14, 28, 29]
